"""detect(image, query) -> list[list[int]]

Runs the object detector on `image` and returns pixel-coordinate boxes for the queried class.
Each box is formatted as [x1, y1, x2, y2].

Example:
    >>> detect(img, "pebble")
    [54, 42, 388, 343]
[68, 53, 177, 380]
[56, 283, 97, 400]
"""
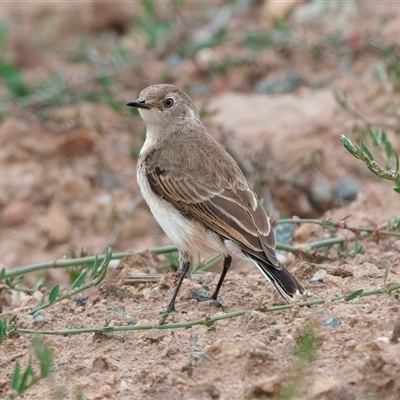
[353, 262, 379, 278]
[125, 316, 137, 325]
[37, 201, 71, 244]
[334, 176, 363, 202]
[142, 288, 151, 299]
[309, 269, 327, 283]
[32, 309, 47, 325]
[100, 384, 112, 398]
[1, 200, 33, 226]
[257, 375, 282, 395]
[273, 223, 295, 245]
[255, 72, 301, 94]
[322, 316, 341, 328]
[120, 380, 129, 392]
[393, 240, 400, 253]
[310, 378, 340, 397]
[76, 294, 87, 307]
[60, 176, 92, 203]
[330, 265, 353, 277]
[73, 307, 84, 315]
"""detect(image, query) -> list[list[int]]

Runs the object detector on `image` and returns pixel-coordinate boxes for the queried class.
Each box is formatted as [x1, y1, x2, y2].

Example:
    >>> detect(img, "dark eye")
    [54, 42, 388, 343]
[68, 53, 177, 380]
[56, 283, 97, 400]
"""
[164, 98, 174, 108]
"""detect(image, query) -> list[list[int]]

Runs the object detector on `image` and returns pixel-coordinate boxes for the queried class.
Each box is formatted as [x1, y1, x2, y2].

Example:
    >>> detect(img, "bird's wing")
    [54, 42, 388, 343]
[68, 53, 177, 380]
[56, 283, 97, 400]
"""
[146, 160, 280, 267]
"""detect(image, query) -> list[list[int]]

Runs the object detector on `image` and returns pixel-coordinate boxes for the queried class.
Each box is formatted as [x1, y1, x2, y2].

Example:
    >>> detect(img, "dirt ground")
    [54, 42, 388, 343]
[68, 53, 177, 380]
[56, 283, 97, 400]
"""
[1, 1, 400, 399]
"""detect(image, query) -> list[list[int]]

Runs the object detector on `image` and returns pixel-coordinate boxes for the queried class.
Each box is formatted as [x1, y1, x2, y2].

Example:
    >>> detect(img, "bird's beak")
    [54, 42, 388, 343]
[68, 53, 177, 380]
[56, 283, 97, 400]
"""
[126, 98, 151, 109]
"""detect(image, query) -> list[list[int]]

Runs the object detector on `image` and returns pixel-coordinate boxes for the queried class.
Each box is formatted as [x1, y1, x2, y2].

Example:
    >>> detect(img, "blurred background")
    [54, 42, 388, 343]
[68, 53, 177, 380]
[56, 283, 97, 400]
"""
[0, 0, 399, 272]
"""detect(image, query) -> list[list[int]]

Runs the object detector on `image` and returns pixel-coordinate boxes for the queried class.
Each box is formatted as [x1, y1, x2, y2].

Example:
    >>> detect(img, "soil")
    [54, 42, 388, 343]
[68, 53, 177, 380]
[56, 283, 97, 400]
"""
[1, 1, 400, 399]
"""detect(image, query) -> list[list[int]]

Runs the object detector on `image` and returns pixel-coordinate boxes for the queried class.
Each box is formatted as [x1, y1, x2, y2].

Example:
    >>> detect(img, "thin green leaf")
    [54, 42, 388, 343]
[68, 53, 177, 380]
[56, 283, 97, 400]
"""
[384, 140, 393, 159]
[0, 267, 6, 280]
[71, 270, 87, 289]
[18, 363, 34, 393]
[33, 295, 45, 312]
[11, 360, 21, 391]
[48, 284, 60, 304]
[321, 220, 336, 228]
[334, 89, 348, 109]
[14, 274, 25, 286]
[394, 187, 400, 193]
[345, 289, 364, 301]
[0, 318, 6, 344]
[361, 140, 374, 161]
[32, 336, 52, 377]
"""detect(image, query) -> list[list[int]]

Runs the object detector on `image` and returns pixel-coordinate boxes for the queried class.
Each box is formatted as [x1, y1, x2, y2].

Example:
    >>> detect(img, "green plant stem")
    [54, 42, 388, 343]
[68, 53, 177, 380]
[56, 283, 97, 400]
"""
[7, 281, 400, 336]
[194, 253, 223, 272]
[27, 251, 111, 316]
[4, 215, 400, 281]
[3, 246, 177, 280]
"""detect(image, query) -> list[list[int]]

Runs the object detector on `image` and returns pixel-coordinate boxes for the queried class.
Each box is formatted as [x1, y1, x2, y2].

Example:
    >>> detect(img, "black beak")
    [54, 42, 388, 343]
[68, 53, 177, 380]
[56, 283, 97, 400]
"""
[126, 98, 151, 109]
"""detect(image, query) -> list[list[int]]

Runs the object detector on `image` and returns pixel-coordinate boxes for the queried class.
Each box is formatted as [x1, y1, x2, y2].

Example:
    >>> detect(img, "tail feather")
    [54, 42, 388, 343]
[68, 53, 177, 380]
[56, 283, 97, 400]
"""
[248, 255, 306, 301]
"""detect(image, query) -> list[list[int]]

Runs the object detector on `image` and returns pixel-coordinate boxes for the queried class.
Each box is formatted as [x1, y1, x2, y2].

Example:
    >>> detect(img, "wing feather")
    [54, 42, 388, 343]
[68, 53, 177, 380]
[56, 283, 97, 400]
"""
[145, 159, 280, 268]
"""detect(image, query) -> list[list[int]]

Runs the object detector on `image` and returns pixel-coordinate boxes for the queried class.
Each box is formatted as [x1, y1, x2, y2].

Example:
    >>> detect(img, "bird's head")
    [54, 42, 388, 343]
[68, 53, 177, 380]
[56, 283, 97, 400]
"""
[126, 84, 200, 131]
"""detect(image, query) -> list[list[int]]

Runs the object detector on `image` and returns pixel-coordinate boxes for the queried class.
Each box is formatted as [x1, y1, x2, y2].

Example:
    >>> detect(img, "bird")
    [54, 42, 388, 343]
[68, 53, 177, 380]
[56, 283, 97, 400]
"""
[126, 84, 306, 313]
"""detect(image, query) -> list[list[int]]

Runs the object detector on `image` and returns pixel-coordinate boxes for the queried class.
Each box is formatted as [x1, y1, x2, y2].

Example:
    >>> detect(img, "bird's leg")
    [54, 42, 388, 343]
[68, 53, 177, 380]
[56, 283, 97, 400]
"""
[191, 255, 232, 309]
[162, 252, 190, 314]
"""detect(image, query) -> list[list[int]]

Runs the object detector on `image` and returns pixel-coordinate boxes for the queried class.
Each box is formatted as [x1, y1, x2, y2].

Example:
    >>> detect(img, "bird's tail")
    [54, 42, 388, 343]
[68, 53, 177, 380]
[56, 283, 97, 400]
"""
[249, 256, 306, 301]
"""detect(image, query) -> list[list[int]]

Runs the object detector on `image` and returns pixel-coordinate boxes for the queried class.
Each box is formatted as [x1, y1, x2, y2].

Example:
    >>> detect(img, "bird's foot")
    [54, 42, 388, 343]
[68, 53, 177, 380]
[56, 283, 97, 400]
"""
[159, 305, 187, 315]
[190, 288, 224, 310]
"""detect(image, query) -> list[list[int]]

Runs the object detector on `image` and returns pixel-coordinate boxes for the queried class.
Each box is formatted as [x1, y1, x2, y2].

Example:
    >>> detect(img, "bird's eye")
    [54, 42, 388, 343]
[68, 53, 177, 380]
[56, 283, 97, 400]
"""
[164, 98, 174, 108]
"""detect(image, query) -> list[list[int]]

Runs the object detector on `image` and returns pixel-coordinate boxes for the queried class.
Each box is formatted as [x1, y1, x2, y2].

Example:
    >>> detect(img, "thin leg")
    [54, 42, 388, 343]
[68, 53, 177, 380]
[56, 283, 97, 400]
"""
[163, 253, 190, 313]
[191, 254, 232, 309]
[211, 254, 232, 300]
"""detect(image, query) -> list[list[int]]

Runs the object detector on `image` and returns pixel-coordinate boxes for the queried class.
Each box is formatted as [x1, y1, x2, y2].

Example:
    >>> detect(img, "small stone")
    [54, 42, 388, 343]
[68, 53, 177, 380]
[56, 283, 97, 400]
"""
[74, 307, 84, 315]
[310, 378, 340, 397]
[32, 309, 47, 325]
[142, 288, 151, 299]
[125, 316, 137, 325]
[294, 223, 323, 243]
[100, 384, 112, 398]
[37, 201, 71, 244]
[391, 319, 400, 343]
[60, 176, 92, 203]
[393, 240, 400, 253]
[244, 375, 283, 399]
[273, 223, 295, 245]
[258, 375, 282, 395]
[345, 340, 357, 348]
[322, 316, 341, 328]
[76, 294, 87, 307]
[310, 269, 327, 283]
[256, 72, 301, 94]
[144, 330, 167, 343]
[1, 201, 33, 226]
[330, 266, 353, 278]
[261, 0, 301, 24]
[106, 374, 117, 385]
[120, 380, 129, 392]
[58, 128, 95, 157]
[353, 262, 379, 278]
[334, 176, 363, 202]
[174, 376, 188, 386]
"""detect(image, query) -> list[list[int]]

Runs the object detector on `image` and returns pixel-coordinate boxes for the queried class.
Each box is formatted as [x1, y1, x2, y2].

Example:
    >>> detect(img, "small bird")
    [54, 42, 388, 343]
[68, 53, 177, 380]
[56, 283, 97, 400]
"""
[127, 84, 306, 313]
